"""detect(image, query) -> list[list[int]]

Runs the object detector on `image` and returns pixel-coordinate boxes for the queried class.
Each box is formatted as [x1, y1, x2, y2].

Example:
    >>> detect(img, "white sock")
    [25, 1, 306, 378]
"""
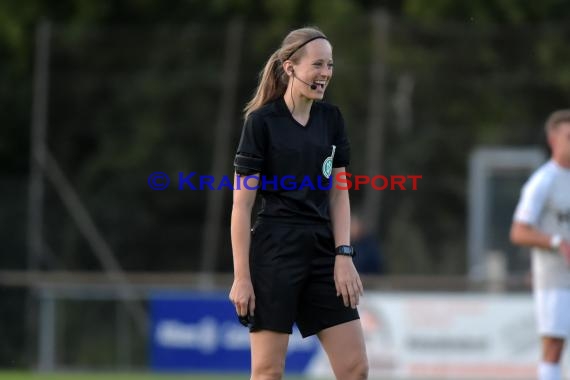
[538, 362, 561, 380]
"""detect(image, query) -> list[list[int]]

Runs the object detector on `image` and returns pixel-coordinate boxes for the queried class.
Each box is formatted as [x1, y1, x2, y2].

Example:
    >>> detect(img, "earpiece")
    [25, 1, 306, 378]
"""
[289, 68, 318, 90]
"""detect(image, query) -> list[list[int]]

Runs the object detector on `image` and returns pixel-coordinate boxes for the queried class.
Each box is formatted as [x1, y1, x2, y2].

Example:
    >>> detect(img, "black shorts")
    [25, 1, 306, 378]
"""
[248, 218, 360, 338]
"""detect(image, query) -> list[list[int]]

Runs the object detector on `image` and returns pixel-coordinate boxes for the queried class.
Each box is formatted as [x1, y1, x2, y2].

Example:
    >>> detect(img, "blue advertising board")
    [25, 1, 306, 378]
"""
[149, 291, 319, 373]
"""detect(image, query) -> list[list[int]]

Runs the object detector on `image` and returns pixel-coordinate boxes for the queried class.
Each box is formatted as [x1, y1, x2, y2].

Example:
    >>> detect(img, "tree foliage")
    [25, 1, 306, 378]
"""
[1, 0, 570, 365]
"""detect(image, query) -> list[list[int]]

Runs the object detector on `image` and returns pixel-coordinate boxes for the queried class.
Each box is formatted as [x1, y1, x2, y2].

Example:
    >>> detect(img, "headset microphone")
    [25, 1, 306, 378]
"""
[307, 81, 318, 91]
[291, 70, 318, 90]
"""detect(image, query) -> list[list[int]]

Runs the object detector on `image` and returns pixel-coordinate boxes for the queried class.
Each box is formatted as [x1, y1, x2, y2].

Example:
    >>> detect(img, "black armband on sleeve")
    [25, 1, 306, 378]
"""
[234, 153, 263, 175]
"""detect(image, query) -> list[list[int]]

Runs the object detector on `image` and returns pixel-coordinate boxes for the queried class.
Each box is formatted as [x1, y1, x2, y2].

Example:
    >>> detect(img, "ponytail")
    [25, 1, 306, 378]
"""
[243, 50, 287, 119]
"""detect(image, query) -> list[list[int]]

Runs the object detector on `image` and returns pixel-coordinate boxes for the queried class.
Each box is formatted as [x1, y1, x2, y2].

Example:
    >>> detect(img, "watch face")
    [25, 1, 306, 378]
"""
[336, 246, 354, 255]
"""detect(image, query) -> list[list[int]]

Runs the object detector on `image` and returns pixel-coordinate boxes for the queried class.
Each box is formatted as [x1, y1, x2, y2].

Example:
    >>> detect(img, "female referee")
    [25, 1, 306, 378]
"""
[229, 27, 369, 380]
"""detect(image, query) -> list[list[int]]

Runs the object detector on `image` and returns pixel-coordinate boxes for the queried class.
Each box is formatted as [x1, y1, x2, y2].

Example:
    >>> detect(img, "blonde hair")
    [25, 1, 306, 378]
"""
[243, 27, 328, 119]
[545, 109, 570, 134]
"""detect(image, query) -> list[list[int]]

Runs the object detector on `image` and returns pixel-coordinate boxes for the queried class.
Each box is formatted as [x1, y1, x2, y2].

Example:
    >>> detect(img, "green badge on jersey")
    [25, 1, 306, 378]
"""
[322, 145, 336, 179]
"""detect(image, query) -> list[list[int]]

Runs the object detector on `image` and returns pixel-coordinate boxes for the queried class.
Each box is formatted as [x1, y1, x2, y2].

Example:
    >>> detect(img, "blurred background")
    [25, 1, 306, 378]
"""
[1, 0, 570, 379]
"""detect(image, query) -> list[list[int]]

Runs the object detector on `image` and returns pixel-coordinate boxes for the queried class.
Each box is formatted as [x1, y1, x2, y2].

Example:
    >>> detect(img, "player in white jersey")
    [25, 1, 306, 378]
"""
[511, 109, 570, 380]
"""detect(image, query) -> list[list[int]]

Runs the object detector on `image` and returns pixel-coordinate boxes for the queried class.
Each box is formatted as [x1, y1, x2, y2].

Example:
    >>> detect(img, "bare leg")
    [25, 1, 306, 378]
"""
[542, 336, 565, 363]
[250, 330, 290, 380]
[317, 320, 369, 380]
[538, 336, 565, 380]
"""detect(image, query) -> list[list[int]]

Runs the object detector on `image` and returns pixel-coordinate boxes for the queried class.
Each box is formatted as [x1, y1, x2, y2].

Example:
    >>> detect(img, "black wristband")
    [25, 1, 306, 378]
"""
[335, 245, 355, 257]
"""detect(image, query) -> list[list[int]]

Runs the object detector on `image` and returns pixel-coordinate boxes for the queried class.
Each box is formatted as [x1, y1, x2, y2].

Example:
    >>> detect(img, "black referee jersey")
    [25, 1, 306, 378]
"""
[234, 96, 350, 223]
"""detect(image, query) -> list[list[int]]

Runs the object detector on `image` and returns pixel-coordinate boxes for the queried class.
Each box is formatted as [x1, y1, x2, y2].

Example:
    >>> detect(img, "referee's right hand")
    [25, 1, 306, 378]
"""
[229, 277, 256, 318]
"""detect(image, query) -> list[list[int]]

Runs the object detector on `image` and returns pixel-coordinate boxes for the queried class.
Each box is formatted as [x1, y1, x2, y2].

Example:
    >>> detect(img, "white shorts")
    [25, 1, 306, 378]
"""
[534, 288, 570, 339]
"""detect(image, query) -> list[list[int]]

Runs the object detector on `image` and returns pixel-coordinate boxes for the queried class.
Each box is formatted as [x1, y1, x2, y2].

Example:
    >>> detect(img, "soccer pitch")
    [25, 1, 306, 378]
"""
[0, 373, 248, 380]
[0, 373, 314, 380]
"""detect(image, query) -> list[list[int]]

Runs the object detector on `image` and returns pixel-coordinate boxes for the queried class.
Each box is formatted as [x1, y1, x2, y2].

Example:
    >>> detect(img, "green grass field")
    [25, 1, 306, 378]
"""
[0, 373, 314, 380]
[0, 372, 473, 380]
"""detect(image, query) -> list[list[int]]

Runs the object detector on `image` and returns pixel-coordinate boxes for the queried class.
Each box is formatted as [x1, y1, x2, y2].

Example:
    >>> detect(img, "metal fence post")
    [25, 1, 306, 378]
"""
[38, 289, 56, 371]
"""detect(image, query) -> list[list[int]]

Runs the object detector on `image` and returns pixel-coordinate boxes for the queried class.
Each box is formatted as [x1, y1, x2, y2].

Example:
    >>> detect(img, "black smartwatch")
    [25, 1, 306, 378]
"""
[335, 245, 356, 257]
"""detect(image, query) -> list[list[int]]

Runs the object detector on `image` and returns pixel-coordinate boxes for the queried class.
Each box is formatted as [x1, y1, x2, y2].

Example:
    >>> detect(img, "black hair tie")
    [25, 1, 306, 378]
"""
[285, 36, 328, 61]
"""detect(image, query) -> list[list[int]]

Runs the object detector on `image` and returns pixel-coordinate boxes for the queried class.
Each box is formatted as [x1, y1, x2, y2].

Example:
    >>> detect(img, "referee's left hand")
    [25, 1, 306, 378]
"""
[334, 256, 364, 309]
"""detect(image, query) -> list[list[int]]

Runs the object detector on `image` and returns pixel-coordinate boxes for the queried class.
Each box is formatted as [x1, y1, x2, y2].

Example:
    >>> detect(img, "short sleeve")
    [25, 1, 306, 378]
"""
[513, 169, 553, 225]
[333, 107, 350, 168]
[234, 114, 266, 175]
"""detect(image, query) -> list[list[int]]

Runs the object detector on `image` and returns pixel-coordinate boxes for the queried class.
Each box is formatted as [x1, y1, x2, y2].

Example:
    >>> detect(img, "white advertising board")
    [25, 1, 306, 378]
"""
[307, 292, 569, 379]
